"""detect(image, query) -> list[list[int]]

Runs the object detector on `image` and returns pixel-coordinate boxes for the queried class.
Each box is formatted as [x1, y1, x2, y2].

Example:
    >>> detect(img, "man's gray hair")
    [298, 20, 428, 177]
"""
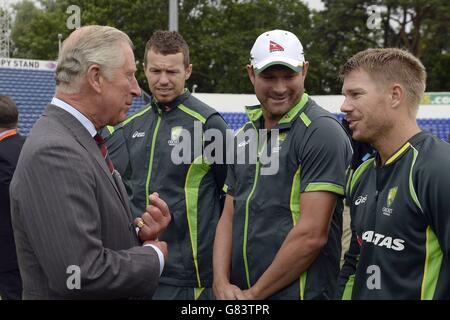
[55, 25, 133, 94]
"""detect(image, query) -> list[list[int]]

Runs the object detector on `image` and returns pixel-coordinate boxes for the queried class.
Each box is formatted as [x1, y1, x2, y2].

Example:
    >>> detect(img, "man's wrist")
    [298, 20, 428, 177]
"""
[248, 283, 263, 300]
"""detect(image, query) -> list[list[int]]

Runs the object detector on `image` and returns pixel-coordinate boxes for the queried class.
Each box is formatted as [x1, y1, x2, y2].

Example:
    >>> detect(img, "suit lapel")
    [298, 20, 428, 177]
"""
[113, 168, 138, 243]
[112, 170, 133, 221]
[44, 105, 131, 216]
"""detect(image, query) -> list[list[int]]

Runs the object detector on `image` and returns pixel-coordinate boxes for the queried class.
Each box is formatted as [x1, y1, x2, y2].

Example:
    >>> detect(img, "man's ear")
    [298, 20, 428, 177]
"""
[185, 64, 193, 80]
[390, 83, 405, 109]
[246, 64, 256, 86]
[86, 64, 102, 94]
[301, 61, 309, 80]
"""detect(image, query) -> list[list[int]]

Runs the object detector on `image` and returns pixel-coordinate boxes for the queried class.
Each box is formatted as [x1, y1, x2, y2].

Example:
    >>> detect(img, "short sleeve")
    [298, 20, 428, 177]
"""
[298, 117, 352, 196]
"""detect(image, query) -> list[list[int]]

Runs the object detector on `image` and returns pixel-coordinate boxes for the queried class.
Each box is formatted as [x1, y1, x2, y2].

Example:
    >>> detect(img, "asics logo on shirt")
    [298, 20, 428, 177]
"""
[355, 195, 368, 206]
[132, 131, 145, 138]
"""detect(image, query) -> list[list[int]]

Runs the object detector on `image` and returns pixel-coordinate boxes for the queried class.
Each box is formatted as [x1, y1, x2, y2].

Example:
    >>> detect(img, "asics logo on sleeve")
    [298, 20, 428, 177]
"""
[355, 195, 368, 206]
[361, 230, 405, 251]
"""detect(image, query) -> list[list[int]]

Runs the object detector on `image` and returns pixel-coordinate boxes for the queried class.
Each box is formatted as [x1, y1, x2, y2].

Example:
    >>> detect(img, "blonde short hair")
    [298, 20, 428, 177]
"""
[340, 48, 426, 112]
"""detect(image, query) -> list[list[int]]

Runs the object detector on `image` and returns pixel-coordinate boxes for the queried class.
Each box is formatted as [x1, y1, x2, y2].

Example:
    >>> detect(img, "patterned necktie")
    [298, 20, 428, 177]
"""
[94, 133, 115, 174]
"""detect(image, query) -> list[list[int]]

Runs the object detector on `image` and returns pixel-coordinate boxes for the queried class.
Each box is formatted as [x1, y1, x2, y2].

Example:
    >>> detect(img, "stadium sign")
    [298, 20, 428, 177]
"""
[0, 58, 57, 71]
[421, 93, 450, 105]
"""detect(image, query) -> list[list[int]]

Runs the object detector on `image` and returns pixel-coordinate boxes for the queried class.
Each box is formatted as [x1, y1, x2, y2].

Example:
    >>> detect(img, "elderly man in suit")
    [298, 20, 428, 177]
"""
[0, 96, 25, 300]
[9, 25, 171, 299]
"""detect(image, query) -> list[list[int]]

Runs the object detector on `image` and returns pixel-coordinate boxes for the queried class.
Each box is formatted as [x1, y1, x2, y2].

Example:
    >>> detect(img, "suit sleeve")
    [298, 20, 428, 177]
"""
[10, 139, 160, 299]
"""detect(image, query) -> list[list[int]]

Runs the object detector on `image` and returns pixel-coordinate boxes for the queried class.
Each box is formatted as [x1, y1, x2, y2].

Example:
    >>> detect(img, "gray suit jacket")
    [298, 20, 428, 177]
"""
[10, 105, 160, 299]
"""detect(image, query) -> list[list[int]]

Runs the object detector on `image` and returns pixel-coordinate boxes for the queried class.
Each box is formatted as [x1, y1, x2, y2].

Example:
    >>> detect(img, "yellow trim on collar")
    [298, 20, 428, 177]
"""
[385, 142, 411, 165]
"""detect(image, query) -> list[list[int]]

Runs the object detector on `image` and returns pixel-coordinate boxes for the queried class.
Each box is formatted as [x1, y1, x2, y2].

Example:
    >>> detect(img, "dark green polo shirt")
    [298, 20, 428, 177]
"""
[338, 131, 450, 299]
[225, 93, 352, 299]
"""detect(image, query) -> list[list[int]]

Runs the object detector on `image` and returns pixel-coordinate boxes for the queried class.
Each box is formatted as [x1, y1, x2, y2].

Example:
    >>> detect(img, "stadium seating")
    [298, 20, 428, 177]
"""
[221, 112, 250, 131]
[220, 112, 450, 141]
[0, 68, 147, 136]
[1, 67, 449, 141]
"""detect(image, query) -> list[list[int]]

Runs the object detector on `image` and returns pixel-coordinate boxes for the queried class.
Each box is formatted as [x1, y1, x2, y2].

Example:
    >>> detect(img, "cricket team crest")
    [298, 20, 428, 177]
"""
[168, 126, 183, 146]
[387, 186, 398, 208]
[382, 186, 398, 216]
[272, 131, 287, 153]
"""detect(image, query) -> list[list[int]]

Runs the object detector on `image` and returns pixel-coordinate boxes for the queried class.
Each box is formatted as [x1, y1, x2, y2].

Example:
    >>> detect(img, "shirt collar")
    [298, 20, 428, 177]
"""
[151, 89, 190, 114]
[245, 92, 309, 129]
[376, 131, 426, 166]
[0, 129, 17, 141]
[51, 97, 97, 137]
